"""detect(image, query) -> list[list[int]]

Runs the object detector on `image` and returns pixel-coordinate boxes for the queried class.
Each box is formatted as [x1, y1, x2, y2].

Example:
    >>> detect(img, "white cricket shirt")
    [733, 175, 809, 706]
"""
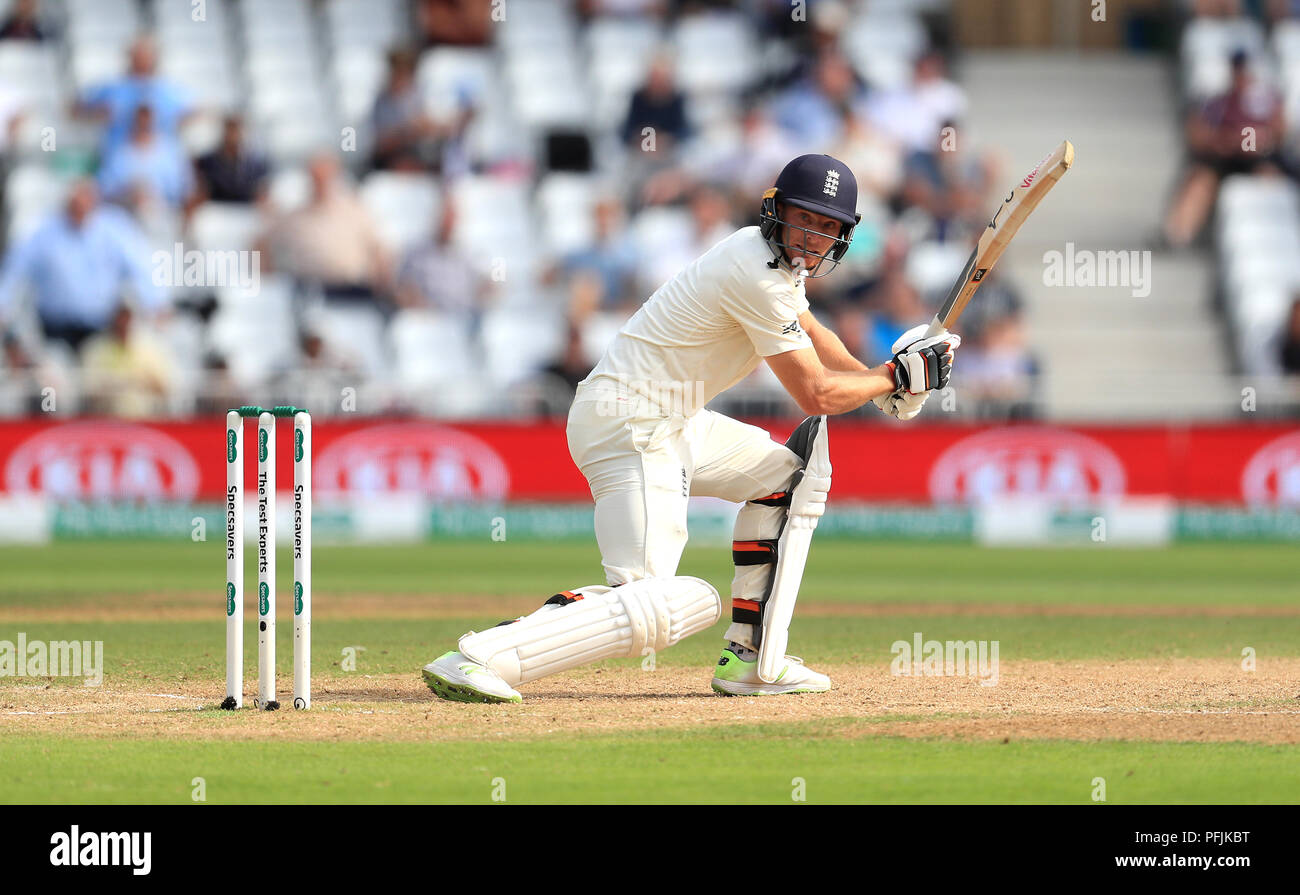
[578, 226, 813, 418]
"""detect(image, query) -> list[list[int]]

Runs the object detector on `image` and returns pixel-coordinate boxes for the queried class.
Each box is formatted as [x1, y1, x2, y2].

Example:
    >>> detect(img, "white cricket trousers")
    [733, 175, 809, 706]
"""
[566, 385, 802, 589]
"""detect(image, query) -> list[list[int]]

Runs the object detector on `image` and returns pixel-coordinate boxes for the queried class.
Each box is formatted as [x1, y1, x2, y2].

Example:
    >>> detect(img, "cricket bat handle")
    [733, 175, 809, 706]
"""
[924, 314, 947, 340]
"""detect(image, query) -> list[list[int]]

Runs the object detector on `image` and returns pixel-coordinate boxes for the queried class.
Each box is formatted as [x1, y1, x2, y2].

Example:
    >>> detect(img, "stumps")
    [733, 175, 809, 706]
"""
[222, 405, 311, 711]
[293, 411, 312, 710]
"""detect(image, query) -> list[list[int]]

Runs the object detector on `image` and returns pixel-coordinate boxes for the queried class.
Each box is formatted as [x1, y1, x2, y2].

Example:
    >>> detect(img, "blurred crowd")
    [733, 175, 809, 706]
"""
[1167, 0, 1300, 377]
[0, 0, 1031, 419]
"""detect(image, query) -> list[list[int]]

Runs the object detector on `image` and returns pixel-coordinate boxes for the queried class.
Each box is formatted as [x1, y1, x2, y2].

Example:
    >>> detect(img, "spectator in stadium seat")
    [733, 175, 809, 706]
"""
[689, 183, 737, 251]
[0, 180, 165, 352]
[1264, 0, 1300, 28]
[827, 230, 923, 365]
[0, 84, 24, 159]
[80, 302, 174, 418]
[276, 323, 364, 404]
[0, 328, 68, 415]
[578, 0, 668, 19]
[621, 54, 691, 152]
[1281, 298, 1300, 374]
[257, 153, 393, 304]
[74, 35, 195, 157]
[865, 51, 968, 157]
[770, 50, 867, 150]
[633, 184, 736, 296]
[417, 0, 493, 47]
[0, 0, 49, 41]
[193, 350, 242, 416]
[758, 0, 847, 69]
[829, 107, 904, 204]
[555, 197, 640, 313]
[193, 115, 270, 206]
[563, 268, 605, 333]
[619, 56, 696, 209]
[535, 320, 594, 415]
[395, 198, 488, 328]
[1163, 50, 1285, 249]
[941, 268, 1034, 412]
[701, 104, 800, 205]
[900, 120, 993, 242]
[371, 48, 443, 172]
[98, 105, 194, 210]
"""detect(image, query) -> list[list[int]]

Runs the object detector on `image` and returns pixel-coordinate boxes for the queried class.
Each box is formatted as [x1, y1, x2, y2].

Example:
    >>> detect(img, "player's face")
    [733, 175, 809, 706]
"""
[780, 207, 842, 272]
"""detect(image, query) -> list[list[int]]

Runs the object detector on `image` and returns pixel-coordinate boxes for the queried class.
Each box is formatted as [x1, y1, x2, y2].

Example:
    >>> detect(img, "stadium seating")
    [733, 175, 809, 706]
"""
[1, 0, 1277, 420]
[360, 171, 440, 254]
[1217, 177, 1300, 374]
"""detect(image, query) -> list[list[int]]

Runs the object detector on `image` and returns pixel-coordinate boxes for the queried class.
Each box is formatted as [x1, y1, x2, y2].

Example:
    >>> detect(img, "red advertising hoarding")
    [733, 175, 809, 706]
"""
[0, 418, 1296, 505]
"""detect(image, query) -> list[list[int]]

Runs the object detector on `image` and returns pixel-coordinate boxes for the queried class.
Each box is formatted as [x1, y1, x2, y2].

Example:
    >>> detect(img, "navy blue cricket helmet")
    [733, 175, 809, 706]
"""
[759, 154, 861, 277]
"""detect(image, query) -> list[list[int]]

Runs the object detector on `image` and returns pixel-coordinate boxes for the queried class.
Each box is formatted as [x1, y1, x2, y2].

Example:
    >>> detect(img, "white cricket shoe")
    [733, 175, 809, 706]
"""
[711, 643, 831, 696]
[422, 651, 522, 704]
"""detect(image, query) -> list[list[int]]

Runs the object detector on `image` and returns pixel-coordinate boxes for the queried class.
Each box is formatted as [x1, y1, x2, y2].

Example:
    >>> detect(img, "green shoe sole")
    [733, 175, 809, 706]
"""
[711, 680, 824, 697]
[422, 668, 521, 704]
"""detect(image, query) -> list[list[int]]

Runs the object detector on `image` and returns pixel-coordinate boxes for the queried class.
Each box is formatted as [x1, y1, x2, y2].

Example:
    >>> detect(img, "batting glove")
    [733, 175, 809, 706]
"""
[871, 389, 930, 421]
[886, 329, 961, 394]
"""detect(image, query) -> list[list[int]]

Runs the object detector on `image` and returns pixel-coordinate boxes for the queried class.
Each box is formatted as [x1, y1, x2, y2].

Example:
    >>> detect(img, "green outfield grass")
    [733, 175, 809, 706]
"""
[1, 540, 1296, 804]
[0, 541, 1296, 677]
[5, 610, 1299, 688]
[3, 725, 1297, 804]
[0, 539, 1295, 606]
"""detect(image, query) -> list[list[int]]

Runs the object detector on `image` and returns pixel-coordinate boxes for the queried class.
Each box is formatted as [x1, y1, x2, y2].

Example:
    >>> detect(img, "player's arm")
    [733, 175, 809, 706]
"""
[799, 310, 868, 373]
[765, 345, 896, 416]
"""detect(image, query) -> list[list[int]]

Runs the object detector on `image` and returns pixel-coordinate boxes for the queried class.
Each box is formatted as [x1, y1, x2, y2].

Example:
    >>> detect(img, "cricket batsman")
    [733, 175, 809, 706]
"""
[423, 154, 959, 702]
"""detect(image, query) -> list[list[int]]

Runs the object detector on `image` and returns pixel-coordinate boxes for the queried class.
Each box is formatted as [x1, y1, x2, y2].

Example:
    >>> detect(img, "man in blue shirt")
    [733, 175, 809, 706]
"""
[75, 35, 194, 158]
[97, 105, 194, 209]
[0, 179, 166, 350]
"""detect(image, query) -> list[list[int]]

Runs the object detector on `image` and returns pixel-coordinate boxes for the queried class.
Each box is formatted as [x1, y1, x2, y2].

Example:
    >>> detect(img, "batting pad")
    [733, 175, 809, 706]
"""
[458, 576, 721, 686]
[757, 416, 831, 683]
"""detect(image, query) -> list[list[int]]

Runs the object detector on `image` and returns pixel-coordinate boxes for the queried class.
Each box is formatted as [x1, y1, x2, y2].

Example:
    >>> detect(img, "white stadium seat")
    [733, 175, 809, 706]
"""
[4, 163, 66, 215]
[0, 43, 63, 112]
[190, 203, 266, 254]
[1274, 20, 1300, 65]
[577, 310, 624, 367]
[264, 118, 336, 163]
[417, 47, 499, 119]
[1218, 175, 1300, 216]
[309, 304, 390, 377]
[673, 13, 758, 93]
[267, 167, 312, 213]
[324, 0, 403, 49]
[210, 276, 298, 387]
[246, 45, 319, 87]
[451, 176, 533, 254]
[69, 42, 126, 91]
[481, 306, 566, 387]
[497, 0, 576, 51]
[906, 240, 971, 300]
[535, 173, 599, 255]
[360, 172, 441, 254]
[843, 14, 927, 88]
[389, 308, 475, 392]
[65, 0, 140, 45]
[332, 47, 387, 124]
[249, 83, 331, 127]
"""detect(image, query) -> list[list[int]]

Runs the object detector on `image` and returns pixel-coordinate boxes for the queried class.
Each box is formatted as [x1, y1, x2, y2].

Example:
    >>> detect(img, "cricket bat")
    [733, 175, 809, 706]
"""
[925, 139, 1074, 339]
